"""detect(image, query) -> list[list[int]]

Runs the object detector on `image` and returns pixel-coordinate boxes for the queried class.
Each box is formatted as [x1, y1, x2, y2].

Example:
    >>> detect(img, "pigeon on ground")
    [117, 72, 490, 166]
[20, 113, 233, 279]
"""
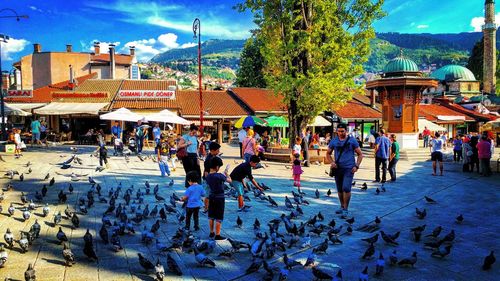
[359, 266, 369, 281]
[24, 263, 36, 281]
[380, 231, 398, 246]
[362, 243, 375, 259]
[431, 245, 452, 258]
[424, 196, 437, 203]
[326, 189, 332, 197]
[312, 266, 333, 280]
[411, 224, 426, 242]
[236, 216, 243, 228]
[166, 253, 183, 276]
[482, 251, 496, 270]
[4, 229, 14, 248]
[426, 226, 442, 238]
[455, 214, 464, 224]
[194, 249, 216, 267]
[62, 242, 76, 266]
[375, 253, 385, 276]
[83, 242, 98, 261]
[56, 227, 68, 244]
[398, 251, 418, 267]
[439, 230, 455, 244]
[315, 189, 320, 199]
[304, 252, 316, 267]
[155, 258, 165, 280]
[362, 234, 379, 244]
[389, 250, 398, 265]
[415, 208, 427, 219]
[283, 253, 302, 269]
[361, 183, 368, 190]
[312, 239, 329, 254]
[54, 211, 62, 225]
[138, 253, 155, 271]
[0, 245, 7, 267]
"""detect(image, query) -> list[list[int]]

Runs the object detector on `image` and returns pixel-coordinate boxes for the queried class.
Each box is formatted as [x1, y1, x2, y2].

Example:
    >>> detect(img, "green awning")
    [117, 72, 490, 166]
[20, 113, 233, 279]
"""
[265, 115, 289, 127]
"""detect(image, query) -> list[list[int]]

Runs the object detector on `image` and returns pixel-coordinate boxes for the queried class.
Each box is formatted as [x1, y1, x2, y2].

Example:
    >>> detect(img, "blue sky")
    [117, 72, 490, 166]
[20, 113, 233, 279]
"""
[0, 0, 496, 70]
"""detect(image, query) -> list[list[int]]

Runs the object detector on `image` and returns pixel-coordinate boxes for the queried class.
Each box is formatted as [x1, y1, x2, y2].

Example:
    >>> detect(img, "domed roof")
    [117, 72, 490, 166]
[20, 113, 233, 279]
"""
[431, 65, 476, 81]
[383, 57, 419, 74]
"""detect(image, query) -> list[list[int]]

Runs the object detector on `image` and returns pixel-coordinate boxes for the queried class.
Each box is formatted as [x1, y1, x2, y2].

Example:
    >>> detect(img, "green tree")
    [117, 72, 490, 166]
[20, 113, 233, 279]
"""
[238, 0, 385, 142]
[236, 37, 267, 88]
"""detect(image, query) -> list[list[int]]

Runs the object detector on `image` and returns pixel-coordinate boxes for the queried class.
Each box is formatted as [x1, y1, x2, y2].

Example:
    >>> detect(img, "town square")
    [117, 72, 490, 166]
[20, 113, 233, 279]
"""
[0, 0, 499, 280]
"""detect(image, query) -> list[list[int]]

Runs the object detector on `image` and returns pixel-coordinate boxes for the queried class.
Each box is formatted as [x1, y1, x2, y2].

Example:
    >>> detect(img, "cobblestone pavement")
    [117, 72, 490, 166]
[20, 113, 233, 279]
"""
[0, 144, 498, 281]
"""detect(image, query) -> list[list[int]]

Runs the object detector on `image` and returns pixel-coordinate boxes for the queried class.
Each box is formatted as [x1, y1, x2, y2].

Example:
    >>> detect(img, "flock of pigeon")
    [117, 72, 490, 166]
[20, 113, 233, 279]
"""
[0, 147, 497, 281]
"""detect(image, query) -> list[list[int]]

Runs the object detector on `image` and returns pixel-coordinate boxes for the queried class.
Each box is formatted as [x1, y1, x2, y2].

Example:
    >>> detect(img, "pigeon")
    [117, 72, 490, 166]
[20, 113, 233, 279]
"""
[62, 242, 76, 266]
[285, 196, 294, 209]
[22, 209, 31, 221]
[410, 224, 426, 242]
[380, 231, 398, 246]
[328, 233, 343, 245]
[7, 204, 15, 216]
[18, 232, 29, 253]
[345, 217, 355, 225]
[312, 239, 329, 254]
[312, 266, 333, 280]
[375, 253, 385, 276]
[19, 174, 24, 181]
[359, 266, 369, 281]
[44, 173, 50, 180]
[54, 211, 62, 225]
[361, 183, 368, 190]
[389, 250, 398, 265]
[194, 250, 216, 267]
[71, 213, 80, 228]
[155, 259, 165, 280]
[0, 244, 7, 267]
[99, 225, 109, 244]
[245, 259, 263, 274]
[138, 253, 155, 271]
[166, 253, 182, 276]
[317, 212, 324, 221]
[49, 177, 55, 186]
[375, 188, 380, 195]
[424, 240, 443, 250]
[68, 184, 74, 193]
[21, 192, 28, 204]
[301, 234, 311, 248]
[416, 208, 427, 219]
[482, 251, 496, 270]
[89, 176, 96, 184]
[424, 196, 437, 203]
[455, 214, 464, 224]
[30, 220, 41, 238]
[268, 196, 278, 207]
[218, 249, 236, 259]
[304, 252, 316, 267]
[362, 234, 379, 244]
[236, 216, 243, 228]
[24, 263, 36, 281]
[4, 229, 14, 248]
[362, 243, 375, 259]
[431, 245, 452, 258]
[398, 251, 417, 267]
[41, 185, 48, 197]
[56, 227, 68, 244]
[439, 230, 455, 244]
[426, 226, 442, 238]
[315, 189, 320, 199]
[283, 253, 302, 269]
[326, 189, 332, 197]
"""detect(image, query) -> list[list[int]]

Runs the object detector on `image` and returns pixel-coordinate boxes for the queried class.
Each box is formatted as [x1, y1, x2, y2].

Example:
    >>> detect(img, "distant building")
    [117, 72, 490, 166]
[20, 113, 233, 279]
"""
[11, 42, 139, 91]
[423, 65, 480, 102]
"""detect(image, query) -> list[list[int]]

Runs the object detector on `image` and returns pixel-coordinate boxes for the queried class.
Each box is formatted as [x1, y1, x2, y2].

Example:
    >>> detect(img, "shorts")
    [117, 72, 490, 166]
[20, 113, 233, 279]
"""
[203, 181, 211, 197]
[208, 197, 225, 221]
[431, 151, 443, 162]
[334, 167, 354, 193]
[32, 132, 40, 141]
[231, 181, 245, 196]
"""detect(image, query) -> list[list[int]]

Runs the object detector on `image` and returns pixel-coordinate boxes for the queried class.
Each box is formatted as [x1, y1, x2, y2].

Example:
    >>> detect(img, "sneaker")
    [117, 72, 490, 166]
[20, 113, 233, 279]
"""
[341, 209, 349, 219]
[214, 235, 226, 241]
[209, 232, 215, 239]
[335, 208, 344, 214]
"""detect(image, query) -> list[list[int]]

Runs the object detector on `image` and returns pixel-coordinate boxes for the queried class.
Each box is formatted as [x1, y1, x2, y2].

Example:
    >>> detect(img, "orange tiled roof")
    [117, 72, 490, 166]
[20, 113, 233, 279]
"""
[177, 90, 248, 117]
[111, 99, 180, 110]
[121, 80, 177, 90]
[229, 87, 287, 113]
[419, 104, 475, 122]
[91, 54, 133, 65]
[56, 79, 123, 103]
[334, 99, 382, 119]
[4, 73, 97, 103]
[434, 100, 496, 121]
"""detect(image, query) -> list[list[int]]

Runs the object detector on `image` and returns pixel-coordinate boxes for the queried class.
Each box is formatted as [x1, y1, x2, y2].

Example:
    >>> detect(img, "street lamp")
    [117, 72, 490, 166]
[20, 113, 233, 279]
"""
[0, 9, 28, 141]
[193, 18, 203, 134]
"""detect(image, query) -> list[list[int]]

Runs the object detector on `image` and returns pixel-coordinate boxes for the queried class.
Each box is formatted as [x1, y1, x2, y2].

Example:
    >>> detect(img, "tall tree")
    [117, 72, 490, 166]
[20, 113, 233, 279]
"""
[238, 0, 385, 142]
[236, 37, 267, 88]
[467, 39, 484, 82]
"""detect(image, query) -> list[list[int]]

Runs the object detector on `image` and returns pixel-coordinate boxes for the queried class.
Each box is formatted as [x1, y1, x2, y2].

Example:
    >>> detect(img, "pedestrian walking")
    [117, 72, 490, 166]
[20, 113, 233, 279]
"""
[242, 129, 257, 163]
[135, 120, 145, 154]
[230, 155, 263, 211]
[238, 127, 248, 158]
[178, 124, 202, 187]
[374, 129, 391, 183]
[462, 137, 473, 172]
[302, 128, 311, 167]
[181, 171, 205, 231]
[292, 157, 303, 192]
[205, 156, 231, 240]
[98, 143, 108, 169]
[422, 126, 431, 148]
[326, 123, 363, 219]
[430, 132, 444, 176]
[203, 142, 221, 213]
[477, 132, 492, 177]
[469, 136, 480, 173]
[30, 118, 42, 146]
[453, 135, 463, 162]
[388, 134, 399, 182]
[157, 134, 171, 177]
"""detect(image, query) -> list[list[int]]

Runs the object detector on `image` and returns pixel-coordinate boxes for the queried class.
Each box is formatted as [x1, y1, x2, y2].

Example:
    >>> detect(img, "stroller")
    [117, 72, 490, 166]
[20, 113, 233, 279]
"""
[113, 138, 124, 156]
[128, 137, 137, 154]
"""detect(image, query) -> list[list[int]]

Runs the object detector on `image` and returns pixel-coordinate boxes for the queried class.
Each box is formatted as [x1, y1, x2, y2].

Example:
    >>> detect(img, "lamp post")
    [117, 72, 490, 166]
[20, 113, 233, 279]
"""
[193, 18, 203, 134]
[0, 9, 28, 140]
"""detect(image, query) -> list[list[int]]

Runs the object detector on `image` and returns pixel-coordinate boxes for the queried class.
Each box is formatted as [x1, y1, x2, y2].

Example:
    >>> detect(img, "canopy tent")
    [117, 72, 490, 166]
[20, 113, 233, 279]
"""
[145, 109, 190, 125]
[234, 115, 268, 128]
[34, 102, 108, 115]
[480, 118, 500, 133]
[4, 103, 31, 116]
[265, 115, 288, 127]
[100, 107, 145, 122]
[308, 116, 331, 127]
[418, 119, 447, 133]
[6, 103, 46, 112]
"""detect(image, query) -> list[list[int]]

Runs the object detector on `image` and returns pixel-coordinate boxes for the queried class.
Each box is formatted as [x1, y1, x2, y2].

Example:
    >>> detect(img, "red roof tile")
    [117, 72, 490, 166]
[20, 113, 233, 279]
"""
[177, 90, 247, 117]
[334, 99, 382, 119]
[91, 54, 133, 65]
[111, 99, 180, 110]
[5, 73, 97, 103]
[230, 88, 287, 113]
[434, 100, 496, 121]
[418, 104, 475, 122]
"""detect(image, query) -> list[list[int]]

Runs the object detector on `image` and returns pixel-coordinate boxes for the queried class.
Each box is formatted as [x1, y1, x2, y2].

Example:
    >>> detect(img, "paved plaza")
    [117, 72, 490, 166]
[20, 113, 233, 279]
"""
[0, 144, 498, 281]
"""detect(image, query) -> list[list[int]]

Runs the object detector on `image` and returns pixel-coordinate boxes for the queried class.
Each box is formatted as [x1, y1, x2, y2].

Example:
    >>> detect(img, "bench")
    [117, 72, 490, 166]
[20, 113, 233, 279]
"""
[265, 152, 292, 163]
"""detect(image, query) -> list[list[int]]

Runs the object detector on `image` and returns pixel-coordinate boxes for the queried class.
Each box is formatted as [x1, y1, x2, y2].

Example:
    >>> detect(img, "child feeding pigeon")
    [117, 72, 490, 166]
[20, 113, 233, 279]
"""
[205, 156, 232, 240]
[229, 155, 263, 211]
[181, 171, 205, 231]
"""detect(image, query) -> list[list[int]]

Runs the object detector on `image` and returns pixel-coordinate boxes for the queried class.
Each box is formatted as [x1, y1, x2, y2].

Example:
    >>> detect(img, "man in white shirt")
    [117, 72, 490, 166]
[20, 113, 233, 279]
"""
[237, 127, 248, 158]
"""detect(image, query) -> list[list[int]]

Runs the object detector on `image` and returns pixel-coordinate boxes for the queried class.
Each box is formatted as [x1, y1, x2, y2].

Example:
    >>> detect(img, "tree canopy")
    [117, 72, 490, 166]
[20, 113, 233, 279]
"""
[238, 0, 385, 139]
[236, 37, 267, 88]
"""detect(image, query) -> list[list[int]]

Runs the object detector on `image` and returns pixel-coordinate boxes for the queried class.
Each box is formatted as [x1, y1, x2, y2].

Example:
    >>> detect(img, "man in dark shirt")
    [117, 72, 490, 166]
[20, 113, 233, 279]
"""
[202, 142, 221, 212]
[230, 155, 263, 210]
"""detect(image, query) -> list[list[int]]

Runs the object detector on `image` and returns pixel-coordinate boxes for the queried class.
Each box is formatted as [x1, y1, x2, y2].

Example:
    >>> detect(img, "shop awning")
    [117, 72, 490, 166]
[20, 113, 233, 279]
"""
[418, 119, 447, 133]
[4, 103, 31, 116]
[6, 103, 47, 111]
[34, 102, 108, 115]
[436, 115, 466, 121]
[308, 116, 331, 127]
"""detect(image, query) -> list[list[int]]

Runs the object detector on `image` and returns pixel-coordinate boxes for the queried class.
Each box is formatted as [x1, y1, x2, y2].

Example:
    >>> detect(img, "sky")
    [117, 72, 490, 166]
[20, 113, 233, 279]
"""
[0, 0, 497, 70]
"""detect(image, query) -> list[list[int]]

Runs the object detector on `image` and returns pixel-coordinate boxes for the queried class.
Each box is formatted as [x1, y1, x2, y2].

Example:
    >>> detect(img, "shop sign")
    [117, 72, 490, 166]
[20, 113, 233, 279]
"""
[118, 90, 175, 99]
[6, 90, 32, 98]
[52, 92, 108, 98]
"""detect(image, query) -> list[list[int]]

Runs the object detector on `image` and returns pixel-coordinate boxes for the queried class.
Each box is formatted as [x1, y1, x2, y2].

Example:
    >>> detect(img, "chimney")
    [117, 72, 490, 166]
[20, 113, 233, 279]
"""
[94, 42, 100, 55]
[66, 44, 72, 52]
[129, 46, 135, 56]
[33, 43, 41, 53]
[109, 44, 116, 79]
[68, 65, 75, 90]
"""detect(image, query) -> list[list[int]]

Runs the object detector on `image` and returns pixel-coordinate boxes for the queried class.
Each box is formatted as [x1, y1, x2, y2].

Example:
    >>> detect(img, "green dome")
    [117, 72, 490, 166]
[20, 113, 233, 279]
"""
[383, 57, 419, 73]
[431, 65, 476, 81]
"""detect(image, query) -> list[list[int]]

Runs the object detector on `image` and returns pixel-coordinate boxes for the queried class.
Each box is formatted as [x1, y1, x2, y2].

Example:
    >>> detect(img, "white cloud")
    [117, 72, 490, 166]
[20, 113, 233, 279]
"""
[121, 33, 195, 62]
[1, 37, 30, 61]
[417, 24, 429, 29]
[471, 12, 500, 32]
[85, 40, 121, 53]
[29, 6, 42, 12]
[180, 43, 196, 49]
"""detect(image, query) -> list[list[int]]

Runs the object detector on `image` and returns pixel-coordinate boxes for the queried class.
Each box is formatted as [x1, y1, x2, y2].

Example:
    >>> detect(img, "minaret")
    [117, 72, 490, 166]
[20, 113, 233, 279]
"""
[483, 0, 497, 94]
